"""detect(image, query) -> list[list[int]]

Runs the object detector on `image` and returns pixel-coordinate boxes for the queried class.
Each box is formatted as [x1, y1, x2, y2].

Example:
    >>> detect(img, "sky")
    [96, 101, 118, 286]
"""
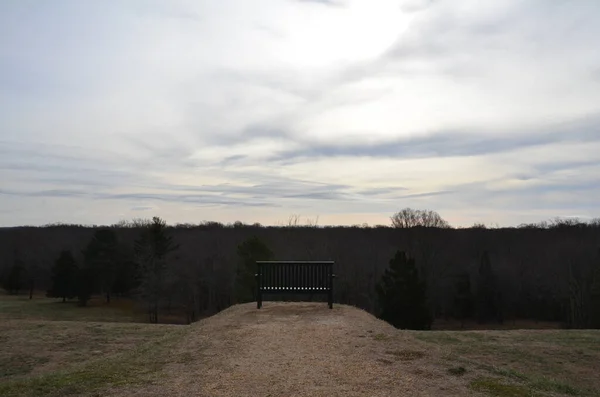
[1, 0, 600, 228]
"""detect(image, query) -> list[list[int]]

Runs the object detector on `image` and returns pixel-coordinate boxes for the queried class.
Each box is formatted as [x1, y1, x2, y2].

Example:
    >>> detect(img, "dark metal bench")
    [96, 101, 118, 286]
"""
[255, 261, 336, 309]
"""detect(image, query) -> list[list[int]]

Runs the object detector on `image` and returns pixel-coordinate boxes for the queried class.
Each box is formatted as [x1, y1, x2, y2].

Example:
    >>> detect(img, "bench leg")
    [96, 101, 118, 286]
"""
[328, 290, 333, 309]
[257, 291, 262, 309]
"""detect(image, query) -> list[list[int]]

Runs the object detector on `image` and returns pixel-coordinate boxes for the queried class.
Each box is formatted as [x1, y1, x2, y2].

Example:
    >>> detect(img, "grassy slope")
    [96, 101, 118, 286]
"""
[1, 295, 599, 397]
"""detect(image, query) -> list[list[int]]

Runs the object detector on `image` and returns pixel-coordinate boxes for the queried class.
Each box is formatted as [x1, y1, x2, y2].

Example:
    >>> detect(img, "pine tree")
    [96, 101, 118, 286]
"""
[235, 236, 273, 303]
[453, 273, 474, 328]
[375, 250, 432, 330]
[1, 258, 27, 295]
[47, 250, 78, 302]
[134, 217, 179, 323]
[76, 266, 95, 306]
[83, 228, 119, 303]
[589, 249, 600, 328]
[476, 250, 501, 323]
[112, 257, 139, 297]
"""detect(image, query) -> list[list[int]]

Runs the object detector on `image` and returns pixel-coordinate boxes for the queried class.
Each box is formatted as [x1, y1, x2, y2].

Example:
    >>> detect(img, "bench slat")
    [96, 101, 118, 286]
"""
[255, 261, 335, 309]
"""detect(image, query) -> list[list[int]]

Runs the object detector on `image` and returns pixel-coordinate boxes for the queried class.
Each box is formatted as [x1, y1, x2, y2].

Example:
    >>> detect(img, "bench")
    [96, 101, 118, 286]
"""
[255, 261, 336, 309]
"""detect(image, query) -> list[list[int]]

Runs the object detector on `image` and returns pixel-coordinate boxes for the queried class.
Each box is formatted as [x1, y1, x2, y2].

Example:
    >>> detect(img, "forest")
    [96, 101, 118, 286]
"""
[1, 209, 600, 329]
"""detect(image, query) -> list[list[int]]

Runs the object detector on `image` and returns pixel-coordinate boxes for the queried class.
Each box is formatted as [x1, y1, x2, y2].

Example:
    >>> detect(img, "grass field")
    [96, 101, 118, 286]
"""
[0, 293, 192, 324]
[0, 320, 186, 396]
[0, 293, 143, 323]
[1, 294, 599, 396]
[0, 294, 187, 397]
[413, 329, 600, 396]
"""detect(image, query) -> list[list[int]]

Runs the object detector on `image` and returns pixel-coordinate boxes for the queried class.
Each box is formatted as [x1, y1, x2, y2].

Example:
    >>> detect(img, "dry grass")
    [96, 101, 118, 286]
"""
[414, 329, 600, 396]
[1, 296, 599, 397]
[0, 319, 182, 376]
[0, 293, 143, 323]
[432, 318, 563, 331]
[0, 294, 187, 397]
[0, 319, 186, 397]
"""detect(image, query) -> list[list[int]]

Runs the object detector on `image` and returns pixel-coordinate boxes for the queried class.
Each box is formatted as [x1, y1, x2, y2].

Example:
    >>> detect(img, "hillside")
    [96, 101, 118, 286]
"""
[2, 301, 599, 397]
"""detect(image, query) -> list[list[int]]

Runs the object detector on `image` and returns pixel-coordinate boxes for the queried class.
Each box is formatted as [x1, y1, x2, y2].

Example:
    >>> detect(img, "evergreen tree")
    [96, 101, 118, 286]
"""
[453, 273, 474, 328]
[375, 250, 432, 330]
[476, 250, 501, 323]
[76, 266, 95, 306]
[47, 250, 78, 302]
[134, 217, 179, 323]
[235, 236, 273, 303]
[83, 228, 119, 303]
[1, 258, 27, 295]
[112, 257, 139, 297]
[589, 249, 600, 328]
[26, 262, 38, 300]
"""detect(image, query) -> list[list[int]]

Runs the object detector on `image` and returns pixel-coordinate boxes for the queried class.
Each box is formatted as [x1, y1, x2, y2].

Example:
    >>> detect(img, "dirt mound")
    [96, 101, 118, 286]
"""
[119, 302, 470, 397]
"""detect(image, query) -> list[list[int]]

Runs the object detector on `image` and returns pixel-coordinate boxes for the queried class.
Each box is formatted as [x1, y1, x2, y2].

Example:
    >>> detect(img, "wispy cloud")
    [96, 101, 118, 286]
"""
[131, 206, 154, 212]
[399, 0, 438, 14]
[295, 0, 346, 6]
[266, 113, 600, 161]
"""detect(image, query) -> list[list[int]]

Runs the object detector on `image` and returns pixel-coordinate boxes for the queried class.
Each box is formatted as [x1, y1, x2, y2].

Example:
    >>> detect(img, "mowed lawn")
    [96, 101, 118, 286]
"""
[1, 294, 599, 397]
[0, 294, 187, 397]
[0, 293, 143, 323]
[413, 329, 600, 396]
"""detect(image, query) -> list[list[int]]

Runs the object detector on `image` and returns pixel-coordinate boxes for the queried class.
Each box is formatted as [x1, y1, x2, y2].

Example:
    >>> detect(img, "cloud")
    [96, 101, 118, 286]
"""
[266, 113, 600, 161]
[1, 0, 600, 227]
[444, 177, 600, 214]
[295, 0, 346, 6]
[131, 206, 154, 212]
[355, 187, 408, 197]
[0, 186, 277, 207]
[0, 188, 87, 198]
[399, 0, 437, 14]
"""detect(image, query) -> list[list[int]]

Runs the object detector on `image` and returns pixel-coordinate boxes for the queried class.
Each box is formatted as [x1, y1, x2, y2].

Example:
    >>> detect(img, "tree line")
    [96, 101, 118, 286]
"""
[1, 209, 600, 329]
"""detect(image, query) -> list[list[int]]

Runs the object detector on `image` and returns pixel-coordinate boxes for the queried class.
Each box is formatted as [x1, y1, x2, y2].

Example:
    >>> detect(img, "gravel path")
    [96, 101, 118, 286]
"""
[119, 302, 474, 396]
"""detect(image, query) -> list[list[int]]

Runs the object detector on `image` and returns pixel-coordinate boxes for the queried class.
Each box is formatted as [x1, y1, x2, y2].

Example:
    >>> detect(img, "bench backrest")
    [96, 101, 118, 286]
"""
[256, 261, 334, 291]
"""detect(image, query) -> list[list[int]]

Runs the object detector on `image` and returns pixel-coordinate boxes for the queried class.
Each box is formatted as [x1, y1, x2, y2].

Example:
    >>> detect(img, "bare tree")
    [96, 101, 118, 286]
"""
[305, 215, 320, 228]
[390, 208, 450, 229]
[286, 214, 302, 227]
[470, 223, 487, 229]
[113, 218, 154, 228]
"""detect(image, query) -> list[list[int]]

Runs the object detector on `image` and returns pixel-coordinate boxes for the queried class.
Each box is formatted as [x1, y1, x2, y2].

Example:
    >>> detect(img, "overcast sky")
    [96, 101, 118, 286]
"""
[1, 0, 599, 227]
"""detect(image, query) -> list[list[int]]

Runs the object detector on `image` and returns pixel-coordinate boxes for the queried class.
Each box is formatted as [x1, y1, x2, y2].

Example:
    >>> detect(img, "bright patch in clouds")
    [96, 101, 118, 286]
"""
[1, 0, 599, 227]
